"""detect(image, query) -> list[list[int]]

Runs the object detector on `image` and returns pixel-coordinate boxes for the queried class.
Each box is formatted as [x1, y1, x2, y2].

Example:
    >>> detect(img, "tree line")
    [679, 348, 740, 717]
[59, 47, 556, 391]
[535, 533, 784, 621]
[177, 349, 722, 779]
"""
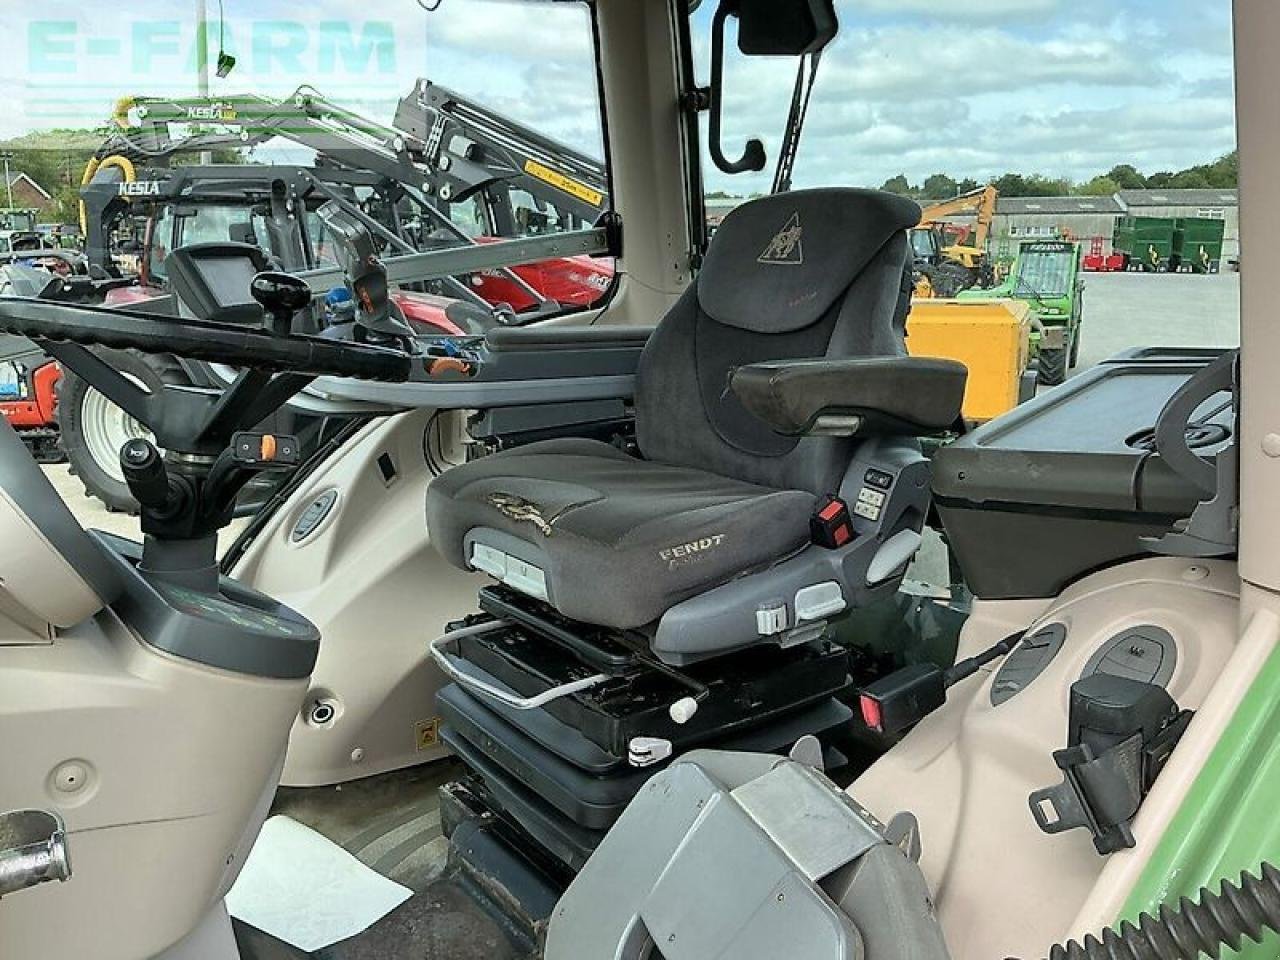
[878, 152, 1238, 201]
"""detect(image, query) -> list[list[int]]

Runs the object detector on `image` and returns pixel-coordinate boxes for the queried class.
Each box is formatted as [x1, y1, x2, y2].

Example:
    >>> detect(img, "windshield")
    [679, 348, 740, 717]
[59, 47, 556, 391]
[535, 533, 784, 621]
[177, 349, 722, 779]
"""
[1016, 246, 1075, 299]
[0, 210, 37, 232]
[9, 0, 611, 320]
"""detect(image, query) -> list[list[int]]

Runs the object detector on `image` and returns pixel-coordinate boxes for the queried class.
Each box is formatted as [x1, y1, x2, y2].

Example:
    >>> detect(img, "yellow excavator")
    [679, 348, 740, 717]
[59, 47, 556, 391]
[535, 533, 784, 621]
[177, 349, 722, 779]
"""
[907, 183, 1036, 422]
[911, 184, 998, 298]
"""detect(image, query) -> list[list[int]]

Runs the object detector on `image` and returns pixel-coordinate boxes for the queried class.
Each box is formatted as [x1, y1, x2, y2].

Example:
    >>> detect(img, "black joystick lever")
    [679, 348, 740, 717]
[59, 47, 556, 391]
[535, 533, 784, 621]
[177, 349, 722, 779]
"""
[251, 271, 312, 334]
[120, 439, 184, 517]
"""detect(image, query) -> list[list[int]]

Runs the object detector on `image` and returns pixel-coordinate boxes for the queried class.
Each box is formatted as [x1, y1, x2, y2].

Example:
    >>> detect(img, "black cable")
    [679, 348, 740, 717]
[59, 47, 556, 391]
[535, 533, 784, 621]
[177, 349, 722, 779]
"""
[772, 51, 822, 195]
[421, 410, 444, 476]
[942, 630, 1022, 687]
[1044, 862, 1280, 960]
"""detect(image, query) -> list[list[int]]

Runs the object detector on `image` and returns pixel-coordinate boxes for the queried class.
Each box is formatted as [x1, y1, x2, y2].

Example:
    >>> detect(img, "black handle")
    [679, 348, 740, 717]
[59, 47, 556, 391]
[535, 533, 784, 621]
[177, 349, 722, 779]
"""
[251, 271, 313, 334]
[708, 3, 768, 176]
[121, 439, 179, 514]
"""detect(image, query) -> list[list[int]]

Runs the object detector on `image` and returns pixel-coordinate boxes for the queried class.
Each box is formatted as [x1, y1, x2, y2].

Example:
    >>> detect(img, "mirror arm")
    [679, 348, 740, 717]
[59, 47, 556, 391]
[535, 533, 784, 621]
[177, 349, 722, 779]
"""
[708, 2, 767, 175]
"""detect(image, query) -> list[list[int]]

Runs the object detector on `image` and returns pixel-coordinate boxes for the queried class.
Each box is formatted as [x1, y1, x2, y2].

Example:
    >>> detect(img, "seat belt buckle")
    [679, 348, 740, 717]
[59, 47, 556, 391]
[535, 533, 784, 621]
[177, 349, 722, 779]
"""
[811, 496, 854, 548]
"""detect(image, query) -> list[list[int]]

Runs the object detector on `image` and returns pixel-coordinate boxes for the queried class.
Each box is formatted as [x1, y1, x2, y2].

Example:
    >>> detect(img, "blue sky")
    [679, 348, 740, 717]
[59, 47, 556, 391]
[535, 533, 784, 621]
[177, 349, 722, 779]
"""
[0, 0, 1237, 194]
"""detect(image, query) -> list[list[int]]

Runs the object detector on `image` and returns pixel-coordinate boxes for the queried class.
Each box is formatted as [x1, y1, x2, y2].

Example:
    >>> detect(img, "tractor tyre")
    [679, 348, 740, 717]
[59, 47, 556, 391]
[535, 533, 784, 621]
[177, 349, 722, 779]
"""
[57, 349, 192, 514]
[1069, 324, 1082, 369]
[1038, 346, 1069, 387]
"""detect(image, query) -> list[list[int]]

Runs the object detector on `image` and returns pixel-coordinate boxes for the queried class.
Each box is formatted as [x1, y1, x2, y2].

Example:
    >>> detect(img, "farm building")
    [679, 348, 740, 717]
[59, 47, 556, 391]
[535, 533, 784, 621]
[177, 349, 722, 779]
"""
[987, 189, 1240, 263]
[990, 195, 1126, 261]
[2, 172, 55, 216]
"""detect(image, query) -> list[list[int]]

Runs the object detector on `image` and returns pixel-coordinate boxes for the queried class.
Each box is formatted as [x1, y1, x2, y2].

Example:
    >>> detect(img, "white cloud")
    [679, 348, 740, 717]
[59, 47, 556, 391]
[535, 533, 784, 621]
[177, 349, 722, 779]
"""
[847, 0, 1062, 20]
[0, 0, 1237, 204]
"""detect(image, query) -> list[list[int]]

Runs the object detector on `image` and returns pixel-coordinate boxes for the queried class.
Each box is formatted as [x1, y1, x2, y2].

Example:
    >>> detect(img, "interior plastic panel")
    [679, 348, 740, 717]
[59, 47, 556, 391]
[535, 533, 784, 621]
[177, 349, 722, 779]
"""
[934, 354, 1233, 599]
[305, 326, 649, 410]
[990, 623, 1067, 706]
[1081, 626, 1177, 688]
[849, 557, 1240, 960]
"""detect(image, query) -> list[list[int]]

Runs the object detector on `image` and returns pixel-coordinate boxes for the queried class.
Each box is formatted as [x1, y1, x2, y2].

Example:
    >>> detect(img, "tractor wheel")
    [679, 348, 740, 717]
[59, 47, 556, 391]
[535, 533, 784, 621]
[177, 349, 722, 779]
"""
[57, 349, 192, 514]
[1069, 324, 1082, 369]
[1038, 346, 1069, 387]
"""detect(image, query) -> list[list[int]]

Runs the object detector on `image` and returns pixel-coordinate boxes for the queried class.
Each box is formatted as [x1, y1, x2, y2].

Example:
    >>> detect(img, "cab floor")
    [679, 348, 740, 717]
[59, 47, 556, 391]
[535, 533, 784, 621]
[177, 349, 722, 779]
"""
[238, 760, 533, 960]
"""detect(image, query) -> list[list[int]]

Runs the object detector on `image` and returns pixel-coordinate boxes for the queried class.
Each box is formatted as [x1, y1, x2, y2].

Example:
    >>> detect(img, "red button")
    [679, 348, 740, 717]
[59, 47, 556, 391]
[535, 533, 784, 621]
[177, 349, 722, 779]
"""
[859, 695, 883, 732]
[819, 501, 843, 521]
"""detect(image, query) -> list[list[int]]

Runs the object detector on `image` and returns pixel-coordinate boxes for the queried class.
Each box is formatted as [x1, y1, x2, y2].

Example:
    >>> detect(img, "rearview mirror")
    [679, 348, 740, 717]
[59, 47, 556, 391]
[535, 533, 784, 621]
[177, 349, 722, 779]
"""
[707, 0, 838, 176]
[737, 0, 837, 56]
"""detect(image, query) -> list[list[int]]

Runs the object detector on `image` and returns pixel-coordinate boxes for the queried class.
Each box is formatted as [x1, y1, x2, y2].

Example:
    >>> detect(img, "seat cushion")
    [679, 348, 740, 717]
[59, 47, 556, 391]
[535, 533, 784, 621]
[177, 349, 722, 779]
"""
[426, 439, 818, 629]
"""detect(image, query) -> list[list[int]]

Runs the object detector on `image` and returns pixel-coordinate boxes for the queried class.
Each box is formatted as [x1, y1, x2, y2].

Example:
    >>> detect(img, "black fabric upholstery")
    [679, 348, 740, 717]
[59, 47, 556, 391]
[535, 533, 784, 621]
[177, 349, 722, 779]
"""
[636, 228, 918, 494]
[730, 357, 969, 435]
[427, 188, 925, 628]
[698, 188, 921, 333]
[426, 439, 816, 629]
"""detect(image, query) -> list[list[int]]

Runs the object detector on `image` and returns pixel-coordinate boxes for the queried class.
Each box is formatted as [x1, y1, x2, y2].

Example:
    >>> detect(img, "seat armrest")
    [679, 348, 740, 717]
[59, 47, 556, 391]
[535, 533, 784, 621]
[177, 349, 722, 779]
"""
[730, 357, 968, 436]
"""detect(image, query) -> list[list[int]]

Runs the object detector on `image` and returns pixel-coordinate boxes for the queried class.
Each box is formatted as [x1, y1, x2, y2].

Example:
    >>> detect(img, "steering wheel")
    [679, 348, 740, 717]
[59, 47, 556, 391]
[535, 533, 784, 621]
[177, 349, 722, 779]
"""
[0, 296, 410, 383]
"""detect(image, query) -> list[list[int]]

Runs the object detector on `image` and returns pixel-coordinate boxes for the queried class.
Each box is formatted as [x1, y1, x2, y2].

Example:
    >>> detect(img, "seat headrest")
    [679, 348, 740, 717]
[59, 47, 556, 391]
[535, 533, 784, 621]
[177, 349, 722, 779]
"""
[698, 188, 921, 333]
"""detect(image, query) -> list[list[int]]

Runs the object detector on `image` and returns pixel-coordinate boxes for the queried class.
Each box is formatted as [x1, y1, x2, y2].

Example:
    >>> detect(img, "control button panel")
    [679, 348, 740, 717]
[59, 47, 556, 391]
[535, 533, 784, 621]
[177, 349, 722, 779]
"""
[1081, 625, 1177, 688]
[854, 486, 887, 521]
[291, 490, 340, 543]
[864, 468, 894, 491]
[990, 623, 1067, 706]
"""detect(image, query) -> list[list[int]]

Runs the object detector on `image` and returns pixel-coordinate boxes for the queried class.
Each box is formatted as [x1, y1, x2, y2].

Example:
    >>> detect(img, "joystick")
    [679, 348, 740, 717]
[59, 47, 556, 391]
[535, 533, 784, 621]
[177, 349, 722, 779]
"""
[251, 271, 312, 334]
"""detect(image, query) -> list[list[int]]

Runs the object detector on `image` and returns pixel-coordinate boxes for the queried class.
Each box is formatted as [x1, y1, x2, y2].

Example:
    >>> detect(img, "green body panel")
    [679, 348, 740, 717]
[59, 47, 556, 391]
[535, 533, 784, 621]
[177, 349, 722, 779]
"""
[1119, 636, 1280, 958]
[1114, 216, 1178, 268]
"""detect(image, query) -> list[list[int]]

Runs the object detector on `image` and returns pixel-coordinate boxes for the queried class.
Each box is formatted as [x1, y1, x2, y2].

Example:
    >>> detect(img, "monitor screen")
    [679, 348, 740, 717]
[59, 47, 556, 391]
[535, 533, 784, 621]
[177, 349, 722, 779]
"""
[166, 242, 269, 326]
[197, 253, 259, 308]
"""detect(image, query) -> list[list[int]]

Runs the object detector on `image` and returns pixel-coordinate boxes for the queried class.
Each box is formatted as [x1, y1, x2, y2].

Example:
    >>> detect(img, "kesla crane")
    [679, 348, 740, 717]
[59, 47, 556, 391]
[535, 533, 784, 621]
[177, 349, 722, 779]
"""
[80, 86, 437, 271]
[394, 79, 610, 238]
[81, 86, 609, 311]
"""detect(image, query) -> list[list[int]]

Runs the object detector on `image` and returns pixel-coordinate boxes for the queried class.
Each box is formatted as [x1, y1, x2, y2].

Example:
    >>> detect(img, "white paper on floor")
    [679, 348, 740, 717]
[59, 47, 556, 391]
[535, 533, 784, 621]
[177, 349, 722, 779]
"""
[226, 814, 413, 951]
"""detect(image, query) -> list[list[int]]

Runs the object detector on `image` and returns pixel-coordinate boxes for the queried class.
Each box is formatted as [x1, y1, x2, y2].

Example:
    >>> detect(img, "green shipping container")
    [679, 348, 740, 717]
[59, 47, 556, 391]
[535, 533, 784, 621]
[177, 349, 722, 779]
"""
[1174, 217, 1226, 273]
[1113, 216, 1178, 271]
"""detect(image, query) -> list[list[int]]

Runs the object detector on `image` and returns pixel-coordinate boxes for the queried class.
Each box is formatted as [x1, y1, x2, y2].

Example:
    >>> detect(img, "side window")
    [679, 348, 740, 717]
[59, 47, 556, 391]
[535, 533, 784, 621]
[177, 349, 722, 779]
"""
[146, 208, 176, 283]
[449, 196, 489, 239]
[305, 211, 341, 269]
[508, 188, 570, 237]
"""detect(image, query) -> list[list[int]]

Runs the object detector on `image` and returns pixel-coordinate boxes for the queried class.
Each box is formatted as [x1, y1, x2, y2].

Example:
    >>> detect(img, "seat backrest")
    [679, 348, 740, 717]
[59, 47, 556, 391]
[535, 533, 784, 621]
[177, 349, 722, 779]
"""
[636, 188, 922, 494]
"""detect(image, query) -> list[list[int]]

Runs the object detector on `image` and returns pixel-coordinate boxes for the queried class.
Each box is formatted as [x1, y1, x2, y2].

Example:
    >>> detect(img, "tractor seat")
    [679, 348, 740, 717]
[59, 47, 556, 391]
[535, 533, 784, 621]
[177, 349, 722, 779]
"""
[427, 438, 818, 630]
[427, 188, 950, 662]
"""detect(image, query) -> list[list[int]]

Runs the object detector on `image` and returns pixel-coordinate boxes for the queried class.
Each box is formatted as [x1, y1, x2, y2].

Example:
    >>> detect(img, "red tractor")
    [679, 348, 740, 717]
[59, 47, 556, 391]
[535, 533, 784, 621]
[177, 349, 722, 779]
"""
[0, 351, 63, 463]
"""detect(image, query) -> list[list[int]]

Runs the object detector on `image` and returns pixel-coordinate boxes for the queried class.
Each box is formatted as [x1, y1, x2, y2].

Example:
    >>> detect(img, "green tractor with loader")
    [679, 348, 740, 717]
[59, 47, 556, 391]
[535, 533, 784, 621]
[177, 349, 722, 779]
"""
[960, 238, 1085, 385]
